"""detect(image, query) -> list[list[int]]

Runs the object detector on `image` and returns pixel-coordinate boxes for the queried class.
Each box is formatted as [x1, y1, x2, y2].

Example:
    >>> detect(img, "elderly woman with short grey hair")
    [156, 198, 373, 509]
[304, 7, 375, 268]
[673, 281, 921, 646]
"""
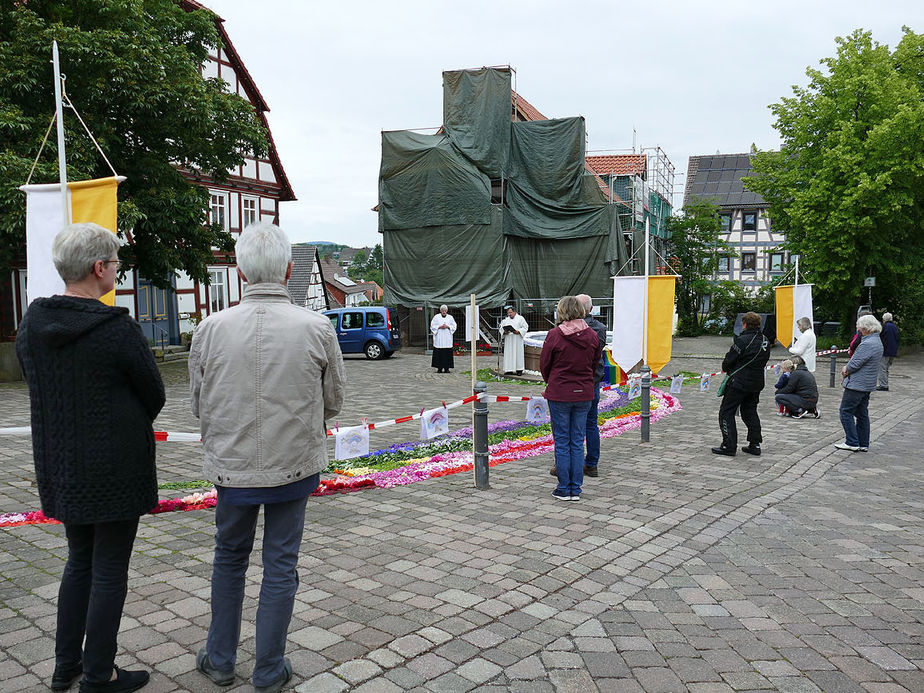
[16, 223, 165, 693]
[788, 316, 817, 372]
[836, 314, 883, 452]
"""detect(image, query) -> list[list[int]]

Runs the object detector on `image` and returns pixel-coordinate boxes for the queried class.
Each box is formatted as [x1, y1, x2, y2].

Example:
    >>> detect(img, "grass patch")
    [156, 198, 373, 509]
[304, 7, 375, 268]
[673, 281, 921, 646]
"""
[158, 480, 211, 490]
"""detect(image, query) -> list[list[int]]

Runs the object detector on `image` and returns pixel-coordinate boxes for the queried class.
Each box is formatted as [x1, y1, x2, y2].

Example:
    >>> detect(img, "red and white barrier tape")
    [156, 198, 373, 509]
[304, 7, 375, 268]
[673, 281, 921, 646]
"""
[0, 349, 852, 440]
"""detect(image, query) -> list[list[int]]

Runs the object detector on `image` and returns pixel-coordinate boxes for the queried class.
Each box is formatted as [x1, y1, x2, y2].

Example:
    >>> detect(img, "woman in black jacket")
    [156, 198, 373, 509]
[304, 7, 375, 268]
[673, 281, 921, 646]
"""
[774, 355, 820, 418]
[712, 312, 771, 457]
[16, 223, 164, 693]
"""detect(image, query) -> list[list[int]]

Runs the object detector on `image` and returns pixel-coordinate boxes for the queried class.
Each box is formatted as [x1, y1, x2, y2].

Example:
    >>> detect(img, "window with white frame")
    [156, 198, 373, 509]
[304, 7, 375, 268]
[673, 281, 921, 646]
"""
[718, 256, 730, 273]
[209, 269, 226, 313]
[741, 252, 756, 272]
[209, 193, 227, 230]
[242, 197, 258, 228]
[770, 252, 785, 272]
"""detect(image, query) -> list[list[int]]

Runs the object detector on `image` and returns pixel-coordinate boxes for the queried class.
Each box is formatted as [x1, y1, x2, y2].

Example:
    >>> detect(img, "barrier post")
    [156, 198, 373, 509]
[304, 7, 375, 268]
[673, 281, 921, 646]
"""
[473, 381, 490, 489]
[640, 365, 651, 442]
[829, 348, 838, 388]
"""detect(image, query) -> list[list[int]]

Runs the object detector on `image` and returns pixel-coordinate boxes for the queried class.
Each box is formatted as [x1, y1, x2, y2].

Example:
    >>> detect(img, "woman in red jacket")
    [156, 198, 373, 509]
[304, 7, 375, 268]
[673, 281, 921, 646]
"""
[540, 296, 603, 501]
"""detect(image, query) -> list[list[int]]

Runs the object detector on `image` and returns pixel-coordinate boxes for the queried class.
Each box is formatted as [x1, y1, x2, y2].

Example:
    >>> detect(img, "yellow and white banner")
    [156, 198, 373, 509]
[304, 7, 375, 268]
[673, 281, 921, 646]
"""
[611, 275, 677, 374]
[20, 176, 124, 305]
[775, 284, 813, 347]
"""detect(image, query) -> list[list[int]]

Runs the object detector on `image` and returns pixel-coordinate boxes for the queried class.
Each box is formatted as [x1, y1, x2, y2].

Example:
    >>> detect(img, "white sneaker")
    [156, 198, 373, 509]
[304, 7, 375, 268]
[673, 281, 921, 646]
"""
[834, 443, 860, 451]
[858, 447, 869, 452]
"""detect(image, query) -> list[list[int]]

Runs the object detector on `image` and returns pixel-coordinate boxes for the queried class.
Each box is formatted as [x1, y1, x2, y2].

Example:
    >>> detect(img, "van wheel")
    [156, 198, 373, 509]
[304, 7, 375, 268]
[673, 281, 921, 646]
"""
[364, 342, 384, 360]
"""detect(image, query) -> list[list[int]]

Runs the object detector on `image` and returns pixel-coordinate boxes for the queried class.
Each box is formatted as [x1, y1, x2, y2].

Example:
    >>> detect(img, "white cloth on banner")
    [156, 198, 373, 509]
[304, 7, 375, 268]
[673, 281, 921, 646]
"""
[21, 182, 70, 303]
[670, 375, 683, 394]
[700, 374, 710, 392]
[500, 314, 528, 372]
[420, 406, 449, 440]
[430, 313, 457, 349]
[464, 305, 479, 343]
[610, 276, 646, 373]
[526, 396, 548, 424]
[791, 284, 814, 346]
[334, 425, 369, 461]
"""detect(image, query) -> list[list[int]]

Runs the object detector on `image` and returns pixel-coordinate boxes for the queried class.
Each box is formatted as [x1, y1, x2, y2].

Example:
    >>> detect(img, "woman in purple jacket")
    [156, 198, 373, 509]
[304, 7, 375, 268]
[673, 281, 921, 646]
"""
[540, 296, 603, 501]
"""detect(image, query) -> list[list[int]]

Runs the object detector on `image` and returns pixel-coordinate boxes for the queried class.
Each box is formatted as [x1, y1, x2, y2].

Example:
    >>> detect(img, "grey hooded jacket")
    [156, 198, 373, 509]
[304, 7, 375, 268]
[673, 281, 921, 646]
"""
[843, 333, 883, 392]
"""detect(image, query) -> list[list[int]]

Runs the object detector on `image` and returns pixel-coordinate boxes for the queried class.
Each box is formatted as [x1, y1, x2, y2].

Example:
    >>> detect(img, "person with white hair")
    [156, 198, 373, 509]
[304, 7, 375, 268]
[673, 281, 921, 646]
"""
[835, 313, 883, 452]
[16, 223, 164, 693]
[877, 312, 898, 391]
[788, 316, 816, 372]
[189, 221, 345, 692]
[430, 304, 456, 373]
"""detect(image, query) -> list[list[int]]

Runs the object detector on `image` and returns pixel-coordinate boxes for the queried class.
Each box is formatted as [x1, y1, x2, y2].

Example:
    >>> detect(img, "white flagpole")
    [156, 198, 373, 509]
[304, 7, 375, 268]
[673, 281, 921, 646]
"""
[52, 41, 69, 227]
[794, 255, 799, 288]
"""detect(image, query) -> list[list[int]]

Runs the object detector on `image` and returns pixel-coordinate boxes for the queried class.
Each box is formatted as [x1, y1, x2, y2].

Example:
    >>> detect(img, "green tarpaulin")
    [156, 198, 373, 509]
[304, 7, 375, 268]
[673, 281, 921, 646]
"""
[380, 67, 629, 307]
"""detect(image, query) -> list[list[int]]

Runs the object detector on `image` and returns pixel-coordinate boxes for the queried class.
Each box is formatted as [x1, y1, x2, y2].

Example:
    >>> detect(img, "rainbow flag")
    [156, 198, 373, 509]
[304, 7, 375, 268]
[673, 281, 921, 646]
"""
[20, 176, 124, 305]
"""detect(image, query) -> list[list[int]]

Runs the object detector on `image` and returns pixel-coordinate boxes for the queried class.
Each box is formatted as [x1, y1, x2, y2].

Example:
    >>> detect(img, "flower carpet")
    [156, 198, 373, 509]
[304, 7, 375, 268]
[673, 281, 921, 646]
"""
[0, 388, 681, 527]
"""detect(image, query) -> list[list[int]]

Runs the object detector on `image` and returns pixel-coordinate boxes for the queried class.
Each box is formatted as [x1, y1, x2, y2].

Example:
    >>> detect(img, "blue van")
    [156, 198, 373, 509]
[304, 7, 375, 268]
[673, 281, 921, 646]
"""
[324, 307, 402, 359]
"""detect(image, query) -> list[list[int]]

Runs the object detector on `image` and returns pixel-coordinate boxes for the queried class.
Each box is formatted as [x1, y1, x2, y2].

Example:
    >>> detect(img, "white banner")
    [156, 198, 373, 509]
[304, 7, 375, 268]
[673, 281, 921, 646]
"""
[525, 396, 548, 424]
[611, 276, 646, 373]
[334, 425, 369, 461]
[420, 406, 449, 440]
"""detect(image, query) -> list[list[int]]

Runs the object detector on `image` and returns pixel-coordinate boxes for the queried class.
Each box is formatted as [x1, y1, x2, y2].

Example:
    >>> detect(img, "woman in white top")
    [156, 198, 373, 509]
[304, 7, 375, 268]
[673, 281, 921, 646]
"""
[430, 305, 457, 373]
[789, 316, 817, 372]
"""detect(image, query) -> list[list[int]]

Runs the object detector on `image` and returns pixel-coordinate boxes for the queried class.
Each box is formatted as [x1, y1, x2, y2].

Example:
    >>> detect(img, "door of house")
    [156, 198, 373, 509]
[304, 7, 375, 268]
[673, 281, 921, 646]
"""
[137, 277, 177, 347]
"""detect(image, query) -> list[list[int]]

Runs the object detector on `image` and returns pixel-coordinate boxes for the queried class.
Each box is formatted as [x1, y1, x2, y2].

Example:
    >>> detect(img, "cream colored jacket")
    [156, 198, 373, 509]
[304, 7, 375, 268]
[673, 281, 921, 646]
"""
[189, 283, 345, 487]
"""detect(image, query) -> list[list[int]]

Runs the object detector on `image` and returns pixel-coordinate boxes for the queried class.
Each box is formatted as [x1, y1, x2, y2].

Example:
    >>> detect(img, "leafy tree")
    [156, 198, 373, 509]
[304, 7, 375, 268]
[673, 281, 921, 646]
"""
[666, 199, 729, 336]
[745, 27, 924, 336]
[708, 280, 752, 327]
[346, 244, 383, 287]
[0, 0, 268, 286]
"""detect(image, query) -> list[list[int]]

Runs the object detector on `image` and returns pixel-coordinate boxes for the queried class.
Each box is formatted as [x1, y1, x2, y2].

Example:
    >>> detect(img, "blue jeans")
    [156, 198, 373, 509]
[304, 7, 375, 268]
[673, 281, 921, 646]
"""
[549, 399, 593, 496]
[839, 388, 871, 447]
[584, 385, 602, 467]
[207, 495, 308, 687]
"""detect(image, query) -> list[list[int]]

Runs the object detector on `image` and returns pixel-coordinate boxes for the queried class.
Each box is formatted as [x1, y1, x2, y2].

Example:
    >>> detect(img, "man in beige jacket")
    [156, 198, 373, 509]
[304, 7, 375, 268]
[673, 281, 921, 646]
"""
[189, 222, 344, 693]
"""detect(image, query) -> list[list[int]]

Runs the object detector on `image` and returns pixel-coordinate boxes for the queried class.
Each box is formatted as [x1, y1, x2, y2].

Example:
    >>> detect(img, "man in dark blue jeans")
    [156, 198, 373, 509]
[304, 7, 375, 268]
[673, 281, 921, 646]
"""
[190, 223, 345, 692]
[578, 294, 607, 477]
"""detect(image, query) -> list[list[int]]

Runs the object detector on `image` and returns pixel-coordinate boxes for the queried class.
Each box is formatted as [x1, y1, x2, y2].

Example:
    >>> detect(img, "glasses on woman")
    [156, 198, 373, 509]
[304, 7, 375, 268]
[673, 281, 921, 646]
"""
[101, 260, 122, 269]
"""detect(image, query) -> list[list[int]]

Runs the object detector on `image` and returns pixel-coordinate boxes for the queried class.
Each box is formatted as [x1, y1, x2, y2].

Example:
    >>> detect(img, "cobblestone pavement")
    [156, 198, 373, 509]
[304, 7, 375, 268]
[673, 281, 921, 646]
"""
[1, 342, 921, 692]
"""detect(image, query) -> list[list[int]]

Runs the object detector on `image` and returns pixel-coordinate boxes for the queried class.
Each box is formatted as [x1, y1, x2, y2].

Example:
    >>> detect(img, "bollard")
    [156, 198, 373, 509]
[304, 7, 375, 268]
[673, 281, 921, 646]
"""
[473, 381, 490, 489]
[640, 365, 651, 442]
[829, 347, 838, 388]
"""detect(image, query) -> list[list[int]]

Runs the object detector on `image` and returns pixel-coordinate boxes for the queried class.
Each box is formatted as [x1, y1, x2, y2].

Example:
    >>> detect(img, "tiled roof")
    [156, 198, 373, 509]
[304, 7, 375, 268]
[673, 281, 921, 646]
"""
[288, 245, 318, 307]
[585, 155, 647, 178]
[684, 153, 765, 209]
[512, 91, 547, 121]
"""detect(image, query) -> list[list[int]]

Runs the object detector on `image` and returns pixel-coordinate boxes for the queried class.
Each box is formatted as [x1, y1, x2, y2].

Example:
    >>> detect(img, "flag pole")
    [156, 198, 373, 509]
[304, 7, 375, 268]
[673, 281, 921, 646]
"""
[643, 215, 650, 366]
[52, 41, 69, 227]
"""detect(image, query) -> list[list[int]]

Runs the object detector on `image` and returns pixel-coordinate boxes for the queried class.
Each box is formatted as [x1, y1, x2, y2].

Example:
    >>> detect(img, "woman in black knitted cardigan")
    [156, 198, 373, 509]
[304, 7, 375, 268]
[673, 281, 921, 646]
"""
[16, 223, 165, 693]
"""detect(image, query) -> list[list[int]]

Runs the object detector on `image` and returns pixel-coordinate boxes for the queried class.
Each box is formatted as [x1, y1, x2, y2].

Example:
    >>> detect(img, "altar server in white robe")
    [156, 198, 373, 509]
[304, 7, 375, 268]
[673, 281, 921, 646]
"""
[430, 305, 456, 373]
[500, 305, 529, 374]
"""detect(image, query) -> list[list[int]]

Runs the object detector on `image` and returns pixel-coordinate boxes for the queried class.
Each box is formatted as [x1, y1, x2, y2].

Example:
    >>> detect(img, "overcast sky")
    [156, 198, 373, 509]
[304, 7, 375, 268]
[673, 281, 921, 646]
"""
[206, 0, 916, 248]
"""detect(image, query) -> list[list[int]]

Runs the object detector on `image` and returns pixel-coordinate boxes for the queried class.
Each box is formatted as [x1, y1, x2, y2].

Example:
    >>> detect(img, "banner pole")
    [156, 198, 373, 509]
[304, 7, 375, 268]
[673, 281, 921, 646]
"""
[52, 41, 69, 226]
[470, 293, 476, 393]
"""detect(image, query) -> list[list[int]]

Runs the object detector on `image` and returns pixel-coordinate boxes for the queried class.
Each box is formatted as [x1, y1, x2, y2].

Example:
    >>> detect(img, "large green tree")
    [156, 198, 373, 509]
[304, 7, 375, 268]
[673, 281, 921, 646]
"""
[666, 199, 728, 336]
[0, 0, 268, 286]
[745, 28, 924, 337]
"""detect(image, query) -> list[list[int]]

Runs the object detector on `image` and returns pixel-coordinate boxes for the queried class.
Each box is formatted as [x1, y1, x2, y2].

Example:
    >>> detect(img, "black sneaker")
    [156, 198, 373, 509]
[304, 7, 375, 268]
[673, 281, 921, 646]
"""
[549, 466, 557, 476]
[254, 659, 292, 693]
[741, 444, 761, 456]
[711, 446, 736, 456]
[583, 465, 598, 477]
[79, 667, 149, 693]
[813, 409, 821, 419]
[52, 661, 82, 691]
[792, 410, 808, 419]
[196, 648, 234, 686]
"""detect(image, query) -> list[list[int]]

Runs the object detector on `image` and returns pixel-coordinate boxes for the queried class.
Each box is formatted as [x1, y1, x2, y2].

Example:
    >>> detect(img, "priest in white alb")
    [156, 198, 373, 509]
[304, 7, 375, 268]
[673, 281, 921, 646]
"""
[430, 305, 457, 373]
[500, 305, 529, 374]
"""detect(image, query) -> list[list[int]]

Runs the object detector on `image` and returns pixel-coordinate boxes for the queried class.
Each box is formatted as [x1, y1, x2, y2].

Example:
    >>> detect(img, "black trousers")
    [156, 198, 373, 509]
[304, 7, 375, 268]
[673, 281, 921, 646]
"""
[57, 518, 139, 684]
[719, 386, 762, 448]
[775, 392, 816, 413]
[431, 347, 454, 370]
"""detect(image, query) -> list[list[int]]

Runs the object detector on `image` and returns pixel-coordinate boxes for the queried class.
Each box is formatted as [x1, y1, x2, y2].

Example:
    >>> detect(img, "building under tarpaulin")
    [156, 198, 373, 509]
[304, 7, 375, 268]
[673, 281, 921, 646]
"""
[379, 67, 630, 319]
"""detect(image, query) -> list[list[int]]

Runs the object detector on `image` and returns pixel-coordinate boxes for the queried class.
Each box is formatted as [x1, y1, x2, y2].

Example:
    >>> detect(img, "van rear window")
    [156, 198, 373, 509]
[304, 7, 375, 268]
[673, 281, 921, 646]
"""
[366, 312, 385, 328]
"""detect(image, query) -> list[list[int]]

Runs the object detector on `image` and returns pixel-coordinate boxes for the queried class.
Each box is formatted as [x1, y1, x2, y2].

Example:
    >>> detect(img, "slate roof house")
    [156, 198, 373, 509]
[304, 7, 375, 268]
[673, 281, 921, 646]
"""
[289, 246, 329, 312]
[683, 153, 788, 289]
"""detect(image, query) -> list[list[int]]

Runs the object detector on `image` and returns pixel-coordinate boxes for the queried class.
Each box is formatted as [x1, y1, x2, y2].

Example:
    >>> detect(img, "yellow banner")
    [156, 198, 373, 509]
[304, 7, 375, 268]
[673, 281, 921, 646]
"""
[775, 285, 794, 347]
[646, 276, 676, 373]
[69, 177, 120, 305]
